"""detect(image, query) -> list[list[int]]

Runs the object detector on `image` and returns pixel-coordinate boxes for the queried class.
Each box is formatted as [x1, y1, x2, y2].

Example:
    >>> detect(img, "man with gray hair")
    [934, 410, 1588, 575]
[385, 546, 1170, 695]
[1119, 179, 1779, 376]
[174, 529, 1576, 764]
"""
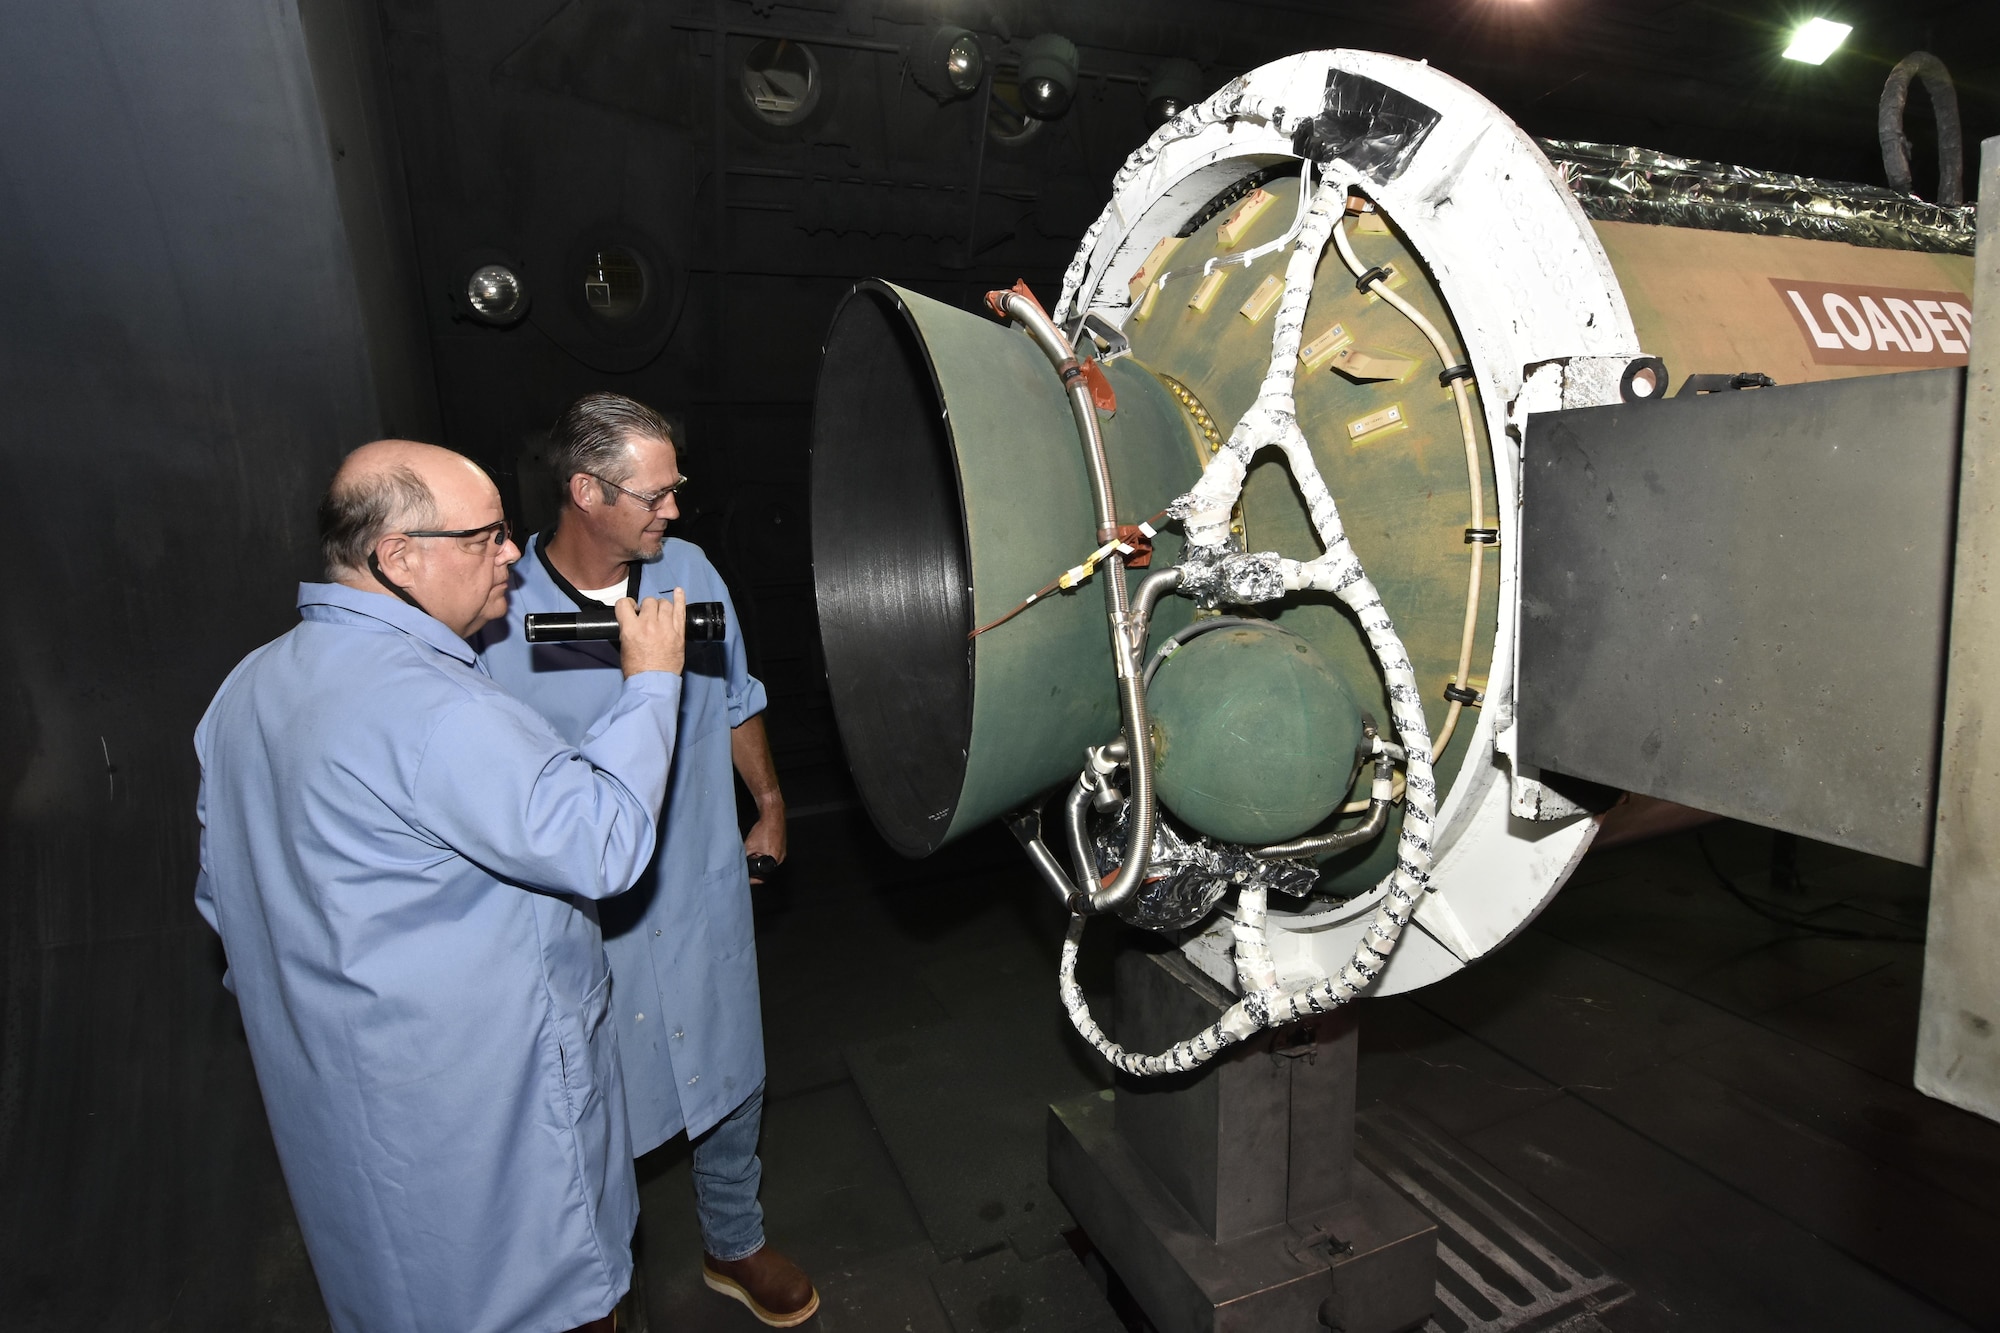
[479, 394, 815, 1326]
[196, 438, 688, 1333]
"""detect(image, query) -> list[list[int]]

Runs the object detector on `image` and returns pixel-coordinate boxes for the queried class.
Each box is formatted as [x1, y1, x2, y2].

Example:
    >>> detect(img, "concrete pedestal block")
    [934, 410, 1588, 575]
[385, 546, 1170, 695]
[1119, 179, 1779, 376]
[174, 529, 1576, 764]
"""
[1048, 950, 1435, 1333]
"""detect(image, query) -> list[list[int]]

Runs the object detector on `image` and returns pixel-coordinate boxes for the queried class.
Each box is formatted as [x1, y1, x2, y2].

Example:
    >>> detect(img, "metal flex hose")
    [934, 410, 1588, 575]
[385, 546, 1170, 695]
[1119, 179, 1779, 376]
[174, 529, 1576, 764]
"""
[992, 289, 1155, 915]
[1879, 52, 1964, 207]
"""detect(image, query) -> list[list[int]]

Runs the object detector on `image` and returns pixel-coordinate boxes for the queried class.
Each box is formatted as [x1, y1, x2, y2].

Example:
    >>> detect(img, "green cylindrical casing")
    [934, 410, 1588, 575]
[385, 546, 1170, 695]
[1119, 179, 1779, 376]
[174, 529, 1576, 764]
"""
[812, 281, 1203, 855]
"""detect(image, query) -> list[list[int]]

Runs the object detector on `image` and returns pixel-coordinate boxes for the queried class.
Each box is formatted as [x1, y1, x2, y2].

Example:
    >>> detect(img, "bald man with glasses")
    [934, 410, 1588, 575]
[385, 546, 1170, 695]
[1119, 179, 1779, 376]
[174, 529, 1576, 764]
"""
[195, 439, 689, 1333]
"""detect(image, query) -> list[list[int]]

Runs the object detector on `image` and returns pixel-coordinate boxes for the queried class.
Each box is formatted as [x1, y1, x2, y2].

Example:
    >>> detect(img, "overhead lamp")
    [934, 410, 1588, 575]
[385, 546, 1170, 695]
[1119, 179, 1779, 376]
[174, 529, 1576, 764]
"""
[1017, 33, 1079, 120]
[910, 26, 984, 102]
[1144, 58, 1205, 128]
[465, 263, 527, 326]
[1782, 17, 1852, 65]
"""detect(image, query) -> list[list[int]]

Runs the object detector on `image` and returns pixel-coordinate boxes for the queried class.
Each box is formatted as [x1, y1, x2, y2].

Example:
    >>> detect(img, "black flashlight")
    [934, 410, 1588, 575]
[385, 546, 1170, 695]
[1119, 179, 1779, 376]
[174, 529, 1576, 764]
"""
[524, 601, 726, 644]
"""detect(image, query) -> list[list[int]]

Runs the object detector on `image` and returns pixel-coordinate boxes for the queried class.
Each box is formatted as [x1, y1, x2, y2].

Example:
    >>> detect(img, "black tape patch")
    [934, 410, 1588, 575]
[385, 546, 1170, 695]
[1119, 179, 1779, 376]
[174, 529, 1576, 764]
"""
[1290, 70, 1442, 184]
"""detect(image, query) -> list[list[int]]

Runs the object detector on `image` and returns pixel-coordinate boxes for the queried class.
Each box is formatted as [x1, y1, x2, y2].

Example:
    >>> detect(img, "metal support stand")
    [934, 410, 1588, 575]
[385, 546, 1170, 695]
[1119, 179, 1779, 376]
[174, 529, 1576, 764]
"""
[1049, 949, 1437, 1333]
[1919, 134, 2000, 1121]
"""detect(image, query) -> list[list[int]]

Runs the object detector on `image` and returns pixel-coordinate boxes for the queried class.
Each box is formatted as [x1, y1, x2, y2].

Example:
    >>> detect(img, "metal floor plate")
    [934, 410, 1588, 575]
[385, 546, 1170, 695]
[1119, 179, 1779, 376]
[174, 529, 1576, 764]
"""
[1356, 1108, 1632, 1333]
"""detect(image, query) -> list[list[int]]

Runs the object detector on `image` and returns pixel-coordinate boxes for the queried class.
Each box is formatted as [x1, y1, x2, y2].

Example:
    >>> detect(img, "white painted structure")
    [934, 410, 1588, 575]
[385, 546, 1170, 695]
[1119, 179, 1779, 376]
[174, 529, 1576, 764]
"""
[1053, 51, 1655, 1002]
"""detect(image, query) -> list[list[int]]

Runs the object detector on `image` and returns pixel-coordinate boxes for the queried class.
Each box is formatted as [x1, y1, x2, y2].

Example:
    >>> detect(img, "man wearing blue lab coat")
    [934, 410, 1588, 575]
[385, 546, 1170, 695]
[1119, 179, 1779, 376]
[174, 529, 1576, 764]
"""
[478, 393, 817, 1328]
[196, 440, 690, 1333]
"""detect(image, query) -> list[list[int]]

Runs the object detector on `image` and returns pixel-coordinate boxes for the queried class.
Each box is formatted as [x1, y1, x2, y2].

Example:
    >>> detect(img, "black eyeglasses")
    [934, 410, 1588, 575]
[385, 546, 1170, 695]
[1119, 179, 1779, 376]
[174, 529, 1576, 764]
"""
[589, 473, 688, 511]
[400, 519, 514, 548]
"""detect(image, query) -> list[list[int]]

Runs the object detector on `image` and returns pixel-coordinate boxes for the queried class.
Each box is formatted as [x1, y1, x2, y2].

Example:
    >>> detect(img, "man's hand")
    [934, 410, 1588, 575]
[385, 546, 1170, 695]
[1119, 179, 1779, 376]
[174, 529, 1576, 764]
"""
[744, 812, 786, 883]
[616, 589, 686, 678]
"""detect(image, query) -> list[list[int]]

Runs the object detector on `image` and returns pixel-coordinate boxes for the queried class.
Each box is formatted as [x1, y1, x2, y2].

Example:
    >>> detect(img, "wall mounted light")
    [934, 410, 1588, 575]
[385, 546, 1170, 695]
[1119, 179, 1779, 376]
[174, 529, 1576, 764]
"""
[1783, 17, 1852, 64]
[1016, 34, 1079, 119]
[910, 26, 984, 102]
[1144, 58, 1205, 128]
[462, 261, 528, 327]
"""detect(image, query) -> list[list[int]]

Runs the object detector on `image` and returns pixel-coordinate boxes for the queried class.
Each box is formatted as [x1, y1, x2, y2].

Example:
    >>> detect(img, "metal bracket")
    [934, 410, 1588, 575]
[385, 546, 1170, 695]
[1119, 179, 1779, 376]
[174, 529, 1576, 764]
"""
[1067, 311, 1133, 363]
[1286, 1221, 1355, 1267]
[1675, 371, 1777, 396]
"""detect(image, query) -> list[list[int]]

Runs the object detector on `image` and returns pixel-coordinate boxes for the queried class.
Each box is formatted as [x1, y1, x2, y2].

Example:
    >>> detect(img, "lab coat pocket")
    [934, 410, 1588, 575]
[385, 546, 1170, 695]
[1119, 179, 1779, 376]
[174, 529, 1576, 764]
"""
[705, 862, 755, 958]
[699, 864, 762, 1050]
[554, 966, 614, 1125]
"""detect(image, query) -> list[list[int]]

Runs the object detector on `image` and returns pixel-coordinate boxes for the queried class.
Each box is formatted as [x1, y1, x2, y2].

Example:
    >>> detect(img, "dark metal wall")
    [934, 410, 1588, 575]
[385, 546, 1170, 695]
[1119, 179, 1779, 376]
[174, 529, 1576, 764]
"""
[376, 0, 1141, 809]
[2, 1, 1998, 1328]
[0, 2, 433, 1327]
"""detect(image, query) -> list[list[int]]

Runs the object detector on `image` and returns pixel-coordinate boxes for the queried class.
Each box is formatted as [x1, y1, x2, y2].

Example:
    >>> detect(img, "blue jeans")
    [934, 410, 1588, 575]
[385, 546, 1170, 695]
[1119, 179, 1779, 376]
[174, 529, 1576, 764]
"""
[691, 1081, 766, 1261]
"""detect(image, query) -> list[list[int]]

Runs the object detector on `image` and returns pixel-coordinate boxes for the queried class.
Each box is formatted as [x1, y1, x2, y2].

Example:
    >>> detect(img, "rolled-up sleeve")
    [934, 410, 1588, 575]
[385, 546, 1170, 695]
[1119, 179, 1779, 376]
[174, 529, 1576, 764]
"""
[410, 672, 683, 900]
[715, 581, 768, 728]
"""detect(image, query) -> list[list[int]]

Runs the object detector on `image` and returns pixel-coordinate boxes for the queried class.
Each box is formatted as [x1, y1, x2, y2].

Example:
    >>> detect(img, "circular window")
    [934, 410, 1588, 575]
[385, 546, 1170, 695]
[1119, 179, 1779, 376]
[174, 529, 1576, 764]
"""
[582, 247, 646, 322]
[740, 39, 820, 126]
[986, 78, 1042, 148]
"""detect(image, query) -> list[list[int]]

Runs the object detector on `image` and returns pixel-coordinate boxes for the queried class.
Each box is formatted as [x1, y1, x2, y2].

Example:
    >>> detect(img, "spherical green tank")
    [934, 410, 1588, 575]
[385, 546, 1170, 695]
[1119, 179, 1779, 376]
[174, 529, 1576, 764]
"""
[1147, 622, 1365, 845]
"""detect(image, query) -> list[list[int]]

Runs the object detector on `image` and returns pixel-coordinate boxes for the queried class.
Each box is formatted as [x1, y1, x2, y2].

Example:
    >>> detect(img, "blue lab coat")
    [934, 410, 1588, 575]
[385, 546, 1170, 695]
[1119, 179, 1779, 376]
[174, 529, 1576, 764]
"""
[477, 534, 767, 1150]
[195, 582, 681, 1333]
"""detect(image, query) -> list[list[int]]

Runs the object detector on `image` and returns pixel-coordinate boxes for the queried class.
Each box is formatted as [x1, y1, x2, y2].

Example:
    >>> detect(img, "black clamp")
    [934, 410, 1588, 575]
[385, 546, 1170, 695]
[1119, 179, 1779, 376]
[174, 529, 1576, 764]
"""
[1674, 370, 1777, 397]
[1438, 364, 1474, 388]
[1464, 527, 1499, 545]
[1354, 265, 1393, 293]
[1443, 682, 1483, 706]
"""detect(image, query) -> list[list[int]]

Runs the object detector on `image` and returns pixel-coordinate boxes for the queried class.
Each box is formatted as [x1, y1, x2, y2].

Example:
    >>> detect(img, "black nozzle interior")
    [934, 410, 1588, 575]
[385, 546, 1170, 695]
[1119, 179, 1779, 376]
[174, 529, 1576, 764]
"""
[809, 283, 973, 857]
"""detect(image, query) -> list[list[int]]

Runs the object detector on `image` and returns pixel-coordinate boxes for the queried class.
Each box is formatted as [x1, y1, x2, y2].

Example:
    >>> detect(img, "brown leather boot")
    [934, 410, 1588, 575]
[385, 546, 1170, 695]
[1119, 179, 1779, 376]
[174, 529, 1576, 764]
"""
[701, 1246, 820, 1327]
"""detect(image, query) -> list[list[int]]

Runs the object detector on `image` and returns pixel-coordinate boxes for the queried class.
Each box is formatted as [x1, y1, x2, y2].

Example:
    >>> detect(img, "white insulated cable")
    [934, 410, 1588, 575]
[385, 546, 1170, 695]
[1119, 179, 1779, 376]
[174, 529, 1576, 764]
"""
[1058, 172, 1444, 1077]
[1328, 210, 1489, 757]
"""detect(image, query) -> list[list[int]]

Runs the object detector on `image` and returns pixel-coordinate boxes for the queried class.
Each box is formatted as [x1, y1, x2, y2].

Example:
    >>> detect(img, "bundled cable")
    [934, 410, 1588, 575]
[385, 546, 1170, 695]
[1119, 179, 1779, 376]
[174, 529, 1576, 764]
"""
[1057, 170, 1445, 1076]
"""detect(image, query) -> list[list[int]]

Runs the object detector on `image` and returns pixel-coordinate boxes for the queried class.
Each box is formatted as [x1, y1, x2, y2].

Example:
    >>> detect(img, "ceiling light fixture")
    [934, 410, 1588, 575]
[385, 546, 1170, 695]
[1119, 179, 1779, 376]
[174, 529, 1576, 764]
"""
[910, 26, 984, 103]
[1016, 34, 1079, 120]
[1782, 17, 1852, 65]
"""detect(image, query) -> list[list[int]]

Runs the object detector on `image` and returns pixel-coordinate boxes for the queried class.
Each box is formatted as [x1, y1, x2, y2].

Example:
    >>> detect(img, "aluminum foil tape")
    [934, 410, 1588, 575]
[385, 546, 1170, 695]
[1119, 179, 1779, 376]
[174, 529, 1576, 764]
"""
[1540, 139, 1976, 256]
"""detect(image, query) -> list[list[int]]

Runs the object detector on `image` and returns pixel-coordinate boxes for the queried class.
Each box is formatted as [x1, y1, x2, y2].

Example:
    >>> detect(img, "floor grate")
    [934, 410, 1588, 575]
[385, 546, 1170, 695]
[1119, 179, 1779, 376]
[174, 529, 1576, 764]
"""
[1356, 1108, 1633, 1333]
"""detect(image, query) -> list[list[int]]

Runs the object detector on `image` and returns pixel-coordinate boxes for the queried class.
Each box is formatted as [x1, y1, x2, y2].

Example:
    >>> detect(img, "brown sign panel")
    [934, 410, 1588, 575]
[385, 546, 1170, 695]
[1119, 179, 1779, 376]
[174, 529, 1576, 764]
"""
[1771, 277, 1973, 368]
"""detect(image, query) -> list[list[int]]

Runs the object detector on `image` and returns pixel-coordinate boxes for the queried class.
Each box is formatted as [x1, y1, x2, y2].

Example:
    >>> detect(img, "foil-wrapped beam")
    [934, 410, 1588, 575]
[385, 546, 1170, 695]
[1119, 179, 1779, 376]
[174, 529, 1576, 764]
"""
[1540, 138, 1976, 256]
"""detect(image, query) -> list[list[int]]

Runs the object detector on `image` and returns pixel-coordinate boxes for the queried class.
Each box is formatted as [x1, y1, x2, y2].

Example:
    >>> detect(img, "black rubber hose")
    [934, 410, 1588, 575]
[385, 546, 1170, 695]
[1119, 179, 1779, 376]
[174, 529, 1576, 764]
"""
[1879, 52, 1964, 207]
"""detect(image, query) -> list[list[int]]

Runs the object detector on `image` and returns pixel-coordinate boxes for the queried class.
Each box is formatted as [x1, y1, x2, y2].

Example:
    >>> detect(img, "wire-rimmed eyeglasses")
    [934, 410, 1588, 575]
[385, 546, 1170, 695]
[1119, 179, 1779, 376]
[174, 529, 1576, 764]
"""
[589, 473, 688, 511]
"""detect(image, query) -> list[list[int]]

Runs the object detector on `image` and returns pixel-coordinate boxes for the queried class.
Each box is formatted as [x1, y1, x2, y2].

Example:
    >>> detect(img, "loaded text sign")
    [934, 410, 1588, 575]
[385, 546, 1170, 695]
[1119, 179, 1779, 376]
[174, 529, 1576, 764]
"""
[1772, 278, 1972, 368]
